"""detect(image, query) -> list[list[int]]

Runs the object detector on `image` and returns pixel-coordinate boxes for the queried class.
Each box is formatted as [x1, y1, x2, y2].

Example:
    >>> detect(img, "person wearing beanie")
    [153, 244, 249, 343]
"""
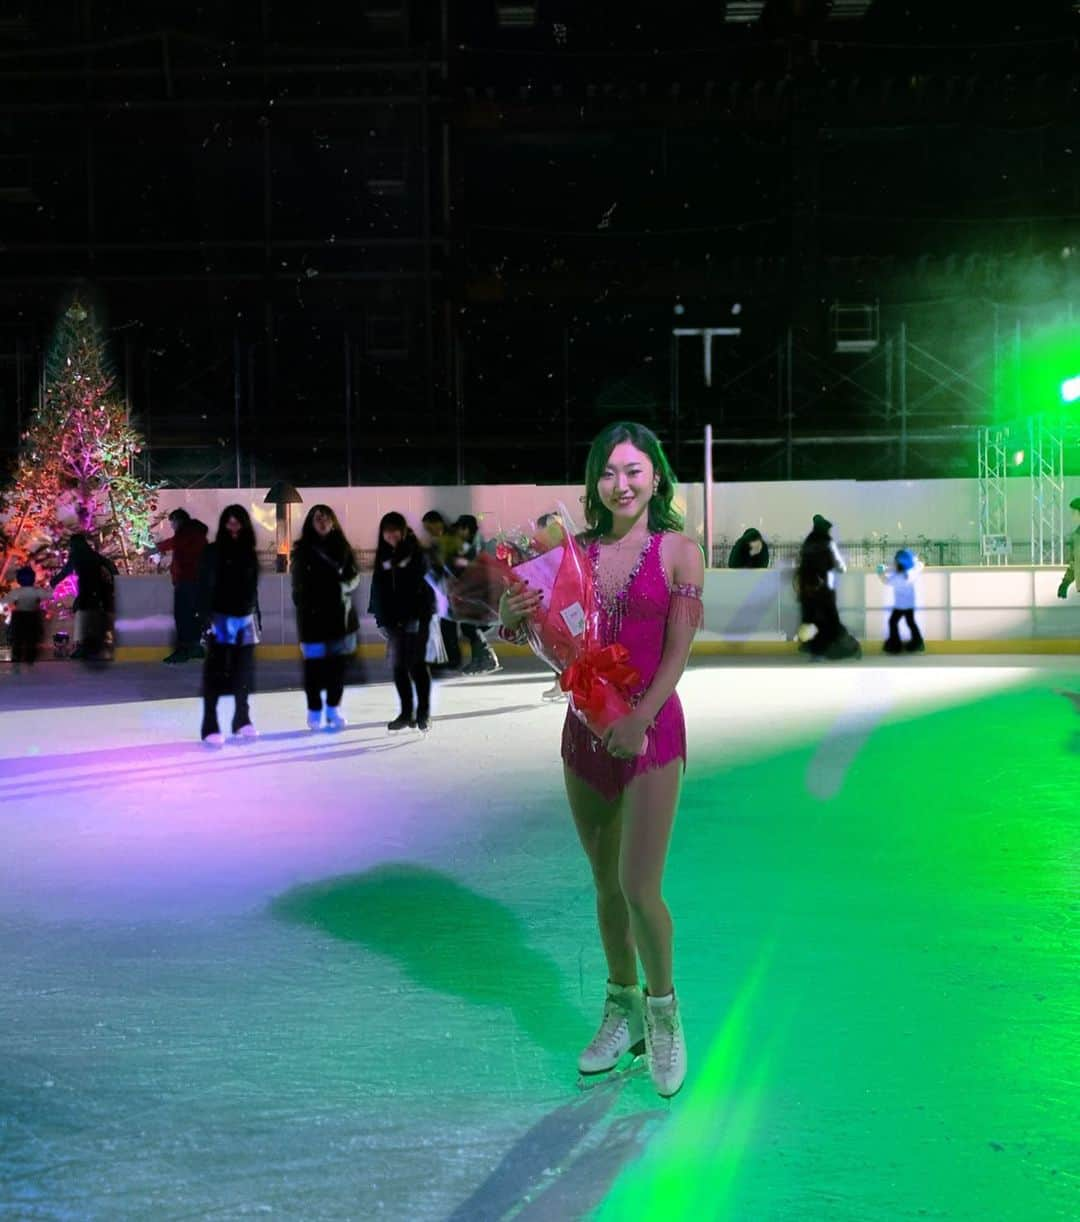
[3, 566, 47, 671]
[1057, 496, 1080, 599]
[794, 513, 860, 660]
[877, 548, 925, 654]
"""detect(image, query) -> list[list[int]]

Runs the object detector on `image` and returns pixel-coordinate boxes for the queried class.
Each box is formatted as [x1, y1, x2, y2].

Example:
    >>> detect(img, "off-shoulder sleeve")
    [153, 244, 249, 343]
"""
[668, 582, 705, 630]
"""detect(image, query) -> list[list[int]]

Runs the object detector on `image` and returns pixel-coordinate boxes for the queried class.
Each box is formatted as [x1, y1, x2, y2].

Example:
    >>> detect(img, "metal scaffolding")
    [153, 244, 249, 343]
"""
[977, 426, 1010, 564]
[1028, 415, 1066, 566]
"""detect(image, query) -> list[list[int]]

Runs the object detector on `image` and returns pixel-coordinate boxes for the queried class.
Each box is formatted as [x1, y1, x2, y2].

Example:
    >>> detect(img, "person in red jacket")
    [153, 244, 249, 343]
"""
[156, 508, 209, 663]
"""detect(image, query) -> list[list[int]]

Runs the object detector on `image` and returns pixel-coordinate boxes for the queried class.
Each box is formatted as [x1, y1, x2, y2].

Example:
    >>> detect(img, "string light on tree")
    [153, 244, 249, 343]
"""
[0, 298, 157, 584]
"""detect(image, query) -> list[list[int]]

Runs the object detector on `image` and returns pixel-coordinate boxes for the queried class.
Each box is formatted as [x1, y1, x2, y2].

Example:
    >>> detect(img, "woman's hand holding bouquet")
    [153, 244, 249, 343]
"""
[467, 508, 642, 746]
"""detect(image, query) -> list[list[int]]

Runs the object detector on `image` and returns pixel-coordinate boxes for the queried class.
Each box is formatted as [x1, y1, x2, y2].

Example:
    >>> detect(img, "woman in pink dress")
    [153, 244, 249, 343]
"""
[500, 421, 704, 1098]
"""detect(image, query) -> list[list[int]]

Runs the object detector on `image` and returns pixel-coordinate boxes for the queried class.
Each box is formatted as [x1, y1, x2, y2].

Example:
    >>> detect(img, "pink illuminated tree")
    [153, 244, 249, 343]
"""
[0, 299, 157, 583]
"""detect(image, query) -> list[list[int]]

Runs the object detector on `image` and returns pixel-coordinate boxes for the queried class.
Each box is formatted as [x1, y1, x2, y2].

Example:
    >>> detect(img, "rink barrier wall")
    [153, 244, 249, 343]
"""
[149, 475, 1080, 564]
[102, 566, 1080, 659]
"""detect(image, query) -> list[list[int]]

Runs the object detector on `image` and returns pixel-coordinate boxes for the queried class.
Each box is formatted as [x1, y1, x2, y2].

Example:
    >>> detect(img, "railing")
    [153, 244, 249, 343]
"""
[710, 539, 1043, 569]
[122, 540, 1048, 577]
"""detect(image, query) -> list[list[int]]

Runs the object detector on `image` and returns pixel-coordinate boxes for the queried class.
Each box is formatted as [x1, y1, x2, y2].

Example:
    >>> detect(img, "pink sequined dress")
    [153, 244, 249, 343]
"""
[562, 531, 704, 801]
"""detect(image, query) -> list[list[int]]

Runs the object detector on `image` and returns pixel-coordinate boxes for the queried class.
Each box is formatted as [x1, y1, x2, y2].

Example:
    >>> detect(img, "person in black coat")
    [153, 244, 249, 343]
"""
[368, 512, 435, 732]
[197, 504, 261, 743]
[291, 504, 361, 731]
[452, 514, 500, 675]
[50, 530, 119, 661]
[727, 528, 770, 569]
[794, 513, 860, 660]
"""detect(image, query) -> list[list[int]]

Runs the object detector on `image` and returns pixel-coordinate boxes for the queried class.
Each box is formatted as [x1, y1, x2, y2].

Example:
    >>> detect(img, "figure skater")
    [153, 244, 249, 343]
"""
[368, 512, 435, 733]
[499, 421, 704, 1098]
[197, 504, 260, 745]
[877, 549, 925, 653]
[291, 504, 361, 730]
[794, 513, 860, 660]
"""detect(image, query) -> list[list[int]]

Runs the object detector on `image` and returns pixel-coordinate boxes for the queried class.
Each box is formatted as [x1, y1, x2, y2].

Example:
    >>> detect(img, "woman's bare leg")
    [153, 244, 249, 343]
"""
[564, 766, 637, 985]
[618, 759, 682, 997]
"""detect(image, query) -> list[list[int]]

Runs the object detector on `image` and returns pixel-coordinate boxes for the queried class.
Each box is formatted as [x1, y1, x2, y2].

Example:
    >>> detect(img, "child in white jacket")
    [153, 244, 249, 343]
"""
[877, 549, 924, 653]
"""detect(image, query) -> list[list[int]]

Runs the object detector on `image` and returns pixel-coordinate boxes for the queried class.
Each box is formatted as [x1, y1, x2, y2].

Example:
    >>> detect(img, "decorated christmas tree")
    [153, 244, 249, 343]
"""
[0, 299, 157, 584]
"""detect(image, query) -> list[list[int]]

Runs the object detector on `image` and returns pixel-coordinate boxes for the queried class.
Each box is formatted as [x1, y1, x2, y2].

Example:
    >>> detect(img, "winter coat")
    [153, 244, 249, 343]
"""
[727, 531, 770, 569]
[158, 519, 208, 585]
[795, 529, 842, 599]
[1061, 526, 1080, 593]
[367, 535, 434, 631]
[198, 540, 260, 621]
[291, 535, 360, 644]
[52, 535, 118, 612]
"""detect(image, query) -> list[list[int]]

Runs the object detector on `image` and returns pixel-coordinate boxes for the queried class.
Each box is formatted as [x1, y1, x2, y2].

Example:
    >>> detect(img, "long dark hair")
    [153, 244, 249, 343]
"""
[374, 511, 416, 565]
[215, 504, 257, 555]
[582, 421, 683, 538]
[298, 503, 354, 555]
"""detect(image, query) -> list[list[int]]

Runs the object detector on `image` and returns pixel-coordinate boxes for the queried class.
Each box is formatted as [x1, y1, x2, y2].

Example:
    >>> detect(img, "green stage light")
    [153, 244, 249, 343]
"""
[994, 321, 1080, 423]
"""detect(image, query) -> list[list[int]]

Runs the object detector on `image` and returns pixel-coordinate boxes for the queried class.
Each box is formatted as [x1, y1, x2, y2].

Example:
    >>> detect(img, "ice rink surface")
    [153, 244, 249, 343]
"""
[2, 656, 1079, 1221]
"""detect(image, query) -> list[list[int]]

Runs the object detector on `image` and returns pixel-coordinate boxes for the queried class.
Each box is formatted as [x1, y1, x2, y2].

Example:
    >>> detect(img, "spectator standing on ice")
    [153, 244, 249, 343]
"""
[291, 504, 361, 731]
[197, 504, 260, 745]
[453, 514, 500, 675]
[536, 511, 568, 703]
[368, 512, 435, 733]
[422, 509, 461, 674]
[877, 549, 925, 654]
[154, 508, 209, 664]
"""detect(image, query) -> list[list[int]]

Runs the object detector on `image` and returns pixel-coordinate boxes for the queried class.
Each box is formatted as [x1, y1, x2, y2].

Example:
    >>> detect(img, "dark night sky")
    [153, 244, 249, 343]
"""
[1, 1, 1078, 487]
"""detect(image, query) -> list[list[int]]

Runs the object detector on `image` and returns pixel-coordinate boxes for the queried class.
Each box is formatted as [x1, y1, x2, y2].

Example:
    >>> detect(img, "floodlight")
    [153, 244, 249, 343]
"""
[828, 0, 875, 17]
[496, 3, 537, 27]
[724, 2, 766, 23]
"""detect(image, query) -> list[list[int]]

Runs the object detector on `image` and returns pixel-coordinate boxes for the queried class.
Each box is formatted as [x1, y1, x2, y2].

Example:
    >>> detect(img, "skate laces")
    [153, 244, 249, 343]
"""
[648, 1005, 681, 1070]
[588, 999, 631, 1056]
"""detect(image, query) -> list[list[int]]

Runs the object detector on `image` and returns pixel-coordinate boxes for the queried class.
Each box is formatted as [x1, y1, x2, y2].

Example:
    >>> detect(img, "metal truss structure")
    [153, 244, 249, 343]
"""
[977, 426, 1011, 565]
[1028, 415, 1066, 566]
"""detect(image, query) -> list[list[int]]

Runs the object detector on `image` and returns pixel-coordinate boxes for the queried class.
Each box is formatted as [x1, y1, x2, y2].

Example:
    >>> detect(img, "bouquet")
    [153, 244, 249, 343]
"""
[451, 510, 641, 740]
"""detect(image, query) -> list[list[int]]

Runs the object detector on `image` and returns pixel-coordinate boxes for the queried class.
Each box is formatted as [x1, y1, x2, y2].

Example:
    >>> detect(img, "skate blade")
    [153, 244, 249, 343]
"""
[576, 1047, 648, 1090]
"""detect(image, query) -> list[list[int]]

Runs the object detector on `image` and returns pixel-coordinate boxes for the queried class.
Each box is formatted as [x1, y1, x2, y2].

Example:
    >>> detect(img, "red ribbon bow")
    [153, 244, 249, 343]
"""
[559, 643, 640, 725]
